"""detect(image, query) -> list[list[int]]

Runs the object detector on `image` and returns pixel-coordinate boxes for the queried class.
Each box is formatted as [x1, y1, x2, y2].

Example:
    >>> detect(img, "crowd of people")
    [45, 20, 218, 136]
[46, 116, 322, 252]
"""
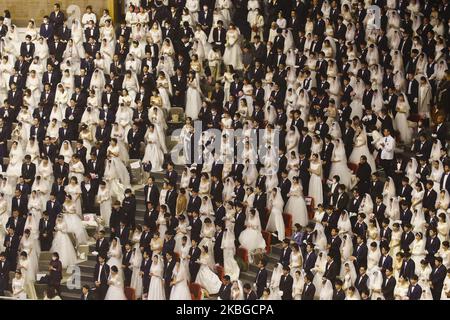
[0, 0, 449, 301]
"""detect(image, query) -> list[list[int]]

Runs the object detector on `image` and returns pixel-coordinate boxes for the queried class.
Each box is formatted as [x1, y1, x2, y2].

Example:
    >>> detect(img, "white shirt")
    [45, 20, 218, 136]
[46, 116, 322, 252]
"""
[443, 172, 449, 188]
[97, 263, 103, 282]
[82, 13, 97, 26]
[380, 135, 395, 160]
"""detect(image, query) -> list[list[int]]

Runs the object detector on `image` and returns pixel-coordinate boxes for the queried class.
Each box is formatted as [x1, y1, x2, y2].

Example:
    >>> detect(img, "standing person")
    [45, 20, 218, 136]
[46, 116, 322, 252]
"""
[0, 253, 9, 296]
[122, 189, 136, 229]
[104, 266, 127, 300]
[431, 257, 447, 300]
[48, 252, 63, 295]
[379, 128, 395, 178]
[279, 266, 294, 300]
[38, 211, 54, 251]
[163, 251, 176, 300]
[94, 254, 110, 300]
[254, 259, 268, 298]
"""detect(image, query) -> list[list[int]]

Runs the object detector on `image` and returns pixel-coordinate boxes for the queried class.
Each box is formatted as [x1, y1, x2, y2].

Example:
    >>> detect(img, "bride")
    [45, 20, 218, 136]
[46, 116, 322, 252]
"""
[238, 208, 266, 253]
[148, 106, 168, 154]
[349, 125, 376, 172]
[221, 228, 240, 281]
[394, 93, 412, 145]
[223, 23, 243, 70]
[111, 122, 130, 164]
[34, 37, 49, 70]
[266, 187, 286, 240]
[62, 194, 88, 245]
[308, 153, 324, 206]
[329, 138, 353, 189]
[284, 176, 309, 226]
[97, 182, 112, 226]
[50, 215, 78, 269]
[89, 69, 105, 104]
[185, 71, 202, 120]
[147, 254, 165, 300]
[104, 138, 131, 201]
[104, 265, 127, 300]
[195, 246, 222, 295]
[170, 260, 192, 300]
[156, 71, 172, 113]
[107, 237, 123, 278]
[142, 124, 165, 172]
[6, 141, 24, 182]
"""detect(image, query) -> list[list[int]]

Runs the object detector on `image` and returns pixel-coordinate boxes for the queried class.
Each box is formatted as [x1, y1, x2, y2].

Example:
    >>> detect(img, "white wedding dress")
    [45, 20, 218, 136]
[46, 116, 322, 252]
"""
[97, 186, 112, 226]
[238, 213, 266, 252]
[284, 183, 309, 226]
[223, 29, 243, 70]
[104, 274, 127, 300]
[349, 132, 376, 172]
[170, 263, 192, 300]
[308, 161, 324, 206]
[50, 220, 78, 269]
[266, 188, 286, 240]
[195, 253, 222, 295]
[104, 145, 131, 201]
[329, 139, 354, 190]
[142, 128, 165, 172]
[185, 77, 202, 120]
[130, 232, 143, 299]
[147, 258, 166, 300]
[221, 230, 240, 281]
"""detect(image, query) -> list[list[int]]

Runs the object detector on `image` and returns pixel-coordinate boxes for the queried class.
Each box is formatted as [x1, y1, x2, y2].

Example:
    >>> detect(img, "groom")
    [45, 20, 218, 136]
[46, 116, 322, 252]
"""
[94, 255, 110, 300]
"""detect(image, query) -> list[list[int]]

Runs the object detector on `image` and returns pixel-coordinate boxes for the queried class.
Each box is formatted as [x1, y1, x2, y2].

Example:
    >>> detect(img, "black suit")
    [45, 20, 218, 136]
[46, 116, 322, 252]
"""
[407, 284, 422, 300]
[20, 42, 35, 58]
[301, 283, 315, 300]
[279, 274, 293, 300]
[423, 189, 437, 211]
[122, 249, 133, 287]
[279, 247, 292, 267]
[356, 162, 372, 194]
[381, 276, 396, 300]
[234, 211, 246, 244]
[355, 273, 369, 294]
[333, 288, 346, 300]
[255, 268, 268, 298]
[353, 243, 368, 270]
[218, 283, 232, 300]
[213, 229, 224, 266]
[245, 290, 258, 300]
[11, 197, 28, 217]
[95, 238, 110, 259]
[430, 265, 447, 300]
[140, 257, 152, 295]
[53, 163, 70, 183]
[144, 184, 160, 206]
[39, 218, 54, 251]
[324, 261, 340, 284]
[122, 195, 136, 229]
[188, 246, 201, 281]
[399, 259, 415, 280]
[46, 199, 62, 224]
[303, 251, 317, 274]
[81, 182, 96, 213]
[189, 217, 202, 243]
[163, 258, 176, 299]
[93, 262, 110, 300]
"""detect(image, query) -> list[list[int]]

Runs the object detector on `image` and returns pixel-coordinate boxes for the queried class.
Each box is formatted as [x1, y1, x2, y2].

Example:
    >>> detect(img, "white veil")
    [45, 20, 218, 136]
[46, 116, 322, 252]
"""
[340, 233, 354, 261]
[313, 222, 328, 251]
[319, 278, 334, 300]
